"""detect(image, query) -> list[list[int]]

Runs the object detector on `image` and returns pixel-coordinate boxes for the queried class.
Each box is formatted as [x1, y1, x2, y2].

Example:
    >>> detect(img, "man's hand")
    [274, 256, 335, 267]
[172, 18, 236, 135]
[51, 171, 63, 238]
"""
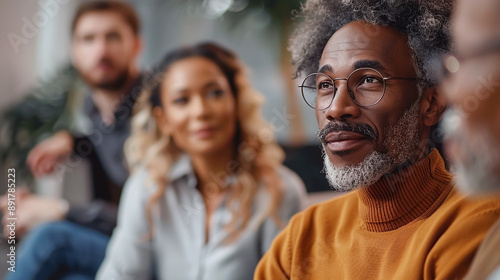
[0, 190, 68, 238]
[27, 131, 74, 177]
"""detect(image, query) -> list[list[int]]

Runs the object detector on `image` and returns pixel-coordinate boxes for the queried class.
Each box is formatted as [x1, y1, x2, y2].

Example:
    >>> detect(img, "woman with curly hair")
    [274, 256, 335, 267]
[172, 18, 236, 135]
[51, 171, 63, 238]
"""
[96, 42, 306, 280]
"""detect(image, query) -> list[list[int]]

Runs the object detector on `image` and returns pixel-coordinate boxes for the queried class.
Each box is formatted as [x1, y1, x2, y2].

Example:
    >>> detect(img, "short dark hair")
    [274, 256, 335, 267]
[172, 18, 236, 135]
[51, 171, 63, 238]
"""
[71, 1, 140, 36]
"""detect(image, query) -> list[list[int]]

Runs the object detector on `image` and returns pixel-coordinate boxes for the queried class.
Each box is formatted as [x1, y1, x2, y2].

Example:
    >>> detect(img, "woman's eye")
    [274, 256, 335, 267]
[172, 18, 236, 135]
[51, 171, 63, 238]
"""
[173, 97, 188, 105]
[207, 89, 224, 98]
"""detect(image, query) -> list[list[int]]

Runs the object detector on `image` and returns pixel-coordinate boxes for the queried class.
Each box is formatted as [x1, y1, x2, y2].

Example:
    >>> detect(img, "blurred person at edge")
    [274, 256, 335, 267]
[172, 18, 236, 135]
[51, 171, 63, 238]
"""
[96, 42, 306, 280]
[1, 1, 142, 279]
[440, 0, 500, 279]
[254, 0, 500, 279]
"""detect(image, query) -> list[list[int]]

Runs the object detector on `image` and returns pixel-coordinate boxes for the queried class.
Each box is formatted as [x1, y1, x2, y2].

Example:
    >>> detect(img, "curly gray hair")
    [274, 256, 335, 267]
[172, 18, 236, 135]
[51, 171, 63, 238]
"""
[289, 0, 453, 90]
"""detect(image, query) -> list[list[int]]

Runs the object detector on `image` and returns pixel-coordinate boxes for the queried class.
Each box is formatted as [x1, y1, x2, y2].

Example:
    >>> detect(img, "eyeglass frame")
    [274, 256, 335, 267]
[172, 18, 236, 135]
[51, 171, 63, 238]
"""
[298, 67, 418, 110]
[440, 37, 500, 81]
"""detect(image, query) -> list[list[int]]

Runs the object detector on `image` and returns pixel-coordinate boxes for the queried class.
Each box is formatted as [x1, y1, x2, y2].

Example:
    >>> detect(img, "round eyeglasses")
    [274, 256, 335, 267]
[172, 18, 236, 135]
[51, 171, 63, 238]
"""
[299, 67, 418, 110]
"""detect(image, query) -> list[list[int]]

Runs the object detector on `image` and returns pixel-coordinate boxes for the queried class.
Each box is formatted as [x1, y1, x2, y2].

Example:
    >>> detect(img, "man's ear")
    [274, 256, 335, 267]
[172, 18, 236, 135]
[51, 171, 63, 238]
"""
[133, 36, 143, 59]
[420, 86, 447, 127]
[153, 106, 170, 135]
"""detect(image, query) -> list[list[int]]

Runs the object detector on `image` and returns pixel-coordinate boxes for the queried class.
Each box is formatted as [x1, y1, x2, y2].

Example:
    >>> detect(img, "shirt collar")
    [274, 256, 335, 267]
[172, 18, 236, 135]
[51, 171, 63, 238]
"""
[169, 154, 197, 188]
[168, 154, 237, 190]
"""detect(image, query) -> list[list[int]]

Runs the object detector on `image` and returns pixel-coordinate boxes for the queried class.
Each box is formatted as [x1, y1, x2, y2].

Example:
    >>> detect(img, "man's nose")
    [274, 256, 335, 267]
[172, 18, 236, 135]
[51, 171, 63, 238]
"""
[323, 82, 360, 121]
[94, 37, 111, 57]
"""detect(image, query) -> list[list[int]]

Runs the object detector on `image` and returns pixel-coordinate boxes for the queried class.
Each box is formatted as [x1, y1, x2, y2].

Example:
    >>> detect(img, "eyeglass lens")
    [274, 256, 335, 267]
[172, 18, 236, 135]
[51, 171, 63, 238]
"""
[301, 68, 385, 109]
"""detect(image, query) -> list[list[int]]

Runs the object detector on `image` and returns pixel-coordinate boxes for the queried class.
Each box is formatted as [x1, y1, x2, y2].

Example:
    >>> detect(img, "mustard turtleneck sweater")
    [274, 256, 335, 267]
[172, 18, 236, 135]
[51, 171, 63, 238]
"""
[255, 149, 500, 280]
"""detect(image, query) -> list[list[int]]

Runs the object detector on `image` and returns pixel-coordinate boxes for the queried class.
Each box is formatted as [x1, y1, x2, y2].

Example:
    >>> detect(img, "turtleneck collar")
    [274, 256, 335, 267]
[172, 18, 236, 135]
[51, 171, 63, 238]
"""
[357, 149, 453, 232]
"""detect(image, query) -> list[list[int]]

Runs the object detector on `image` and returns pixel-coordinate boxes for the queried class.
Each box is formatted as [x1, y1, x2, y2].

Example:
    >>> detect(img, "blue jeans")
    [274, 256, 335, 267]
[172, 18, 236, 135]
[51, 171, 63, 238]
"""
[5, 221, 109, 280]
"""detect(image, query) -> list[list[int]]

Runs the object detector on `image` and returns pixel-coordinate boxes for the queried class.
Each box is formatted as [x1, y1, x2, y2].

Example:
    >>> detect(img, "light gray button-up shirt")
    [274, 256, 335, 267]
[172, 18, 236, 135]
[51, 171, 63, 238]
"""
[97, 154, 306, 280]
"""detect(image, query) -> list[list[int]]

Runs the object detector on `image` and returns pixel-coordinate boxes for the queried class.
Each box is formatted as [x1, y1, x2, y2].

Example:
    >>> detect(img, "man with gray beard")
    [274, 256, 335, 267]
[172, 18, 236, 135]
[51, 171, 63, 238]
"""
[440, 0, 500, 279]
[255, 1, 500, 279]
[320, 100, 420, 191]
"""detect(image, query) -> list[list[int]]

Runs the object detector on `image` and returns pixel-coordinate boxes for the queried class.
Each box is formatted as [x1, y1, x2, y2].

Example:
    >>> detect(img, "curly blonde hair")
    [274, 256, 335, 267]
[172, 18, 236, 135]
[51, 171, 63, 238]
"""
[125, 42, 286, 241]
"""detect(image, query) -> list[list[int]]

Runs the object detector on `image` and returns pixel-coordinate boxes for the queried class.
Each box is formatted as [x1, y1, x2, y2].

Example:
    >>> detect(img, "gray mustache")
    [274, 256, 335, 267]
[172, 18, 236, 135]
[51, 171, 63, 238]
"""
[317, 122, 377, 144]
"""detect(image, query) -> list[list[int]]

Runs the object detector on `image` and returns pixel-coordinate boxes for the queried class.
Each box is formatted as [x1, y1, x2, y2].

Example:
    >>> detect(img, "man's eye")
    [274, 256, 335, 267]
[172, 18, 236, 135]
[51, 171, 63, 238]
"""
[318, 82, 332, 89]
[361, 76, 381, 84]
[107, 33, 121, 42]
[81, 35, 94, 43]
[318, 82, 333, 89]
